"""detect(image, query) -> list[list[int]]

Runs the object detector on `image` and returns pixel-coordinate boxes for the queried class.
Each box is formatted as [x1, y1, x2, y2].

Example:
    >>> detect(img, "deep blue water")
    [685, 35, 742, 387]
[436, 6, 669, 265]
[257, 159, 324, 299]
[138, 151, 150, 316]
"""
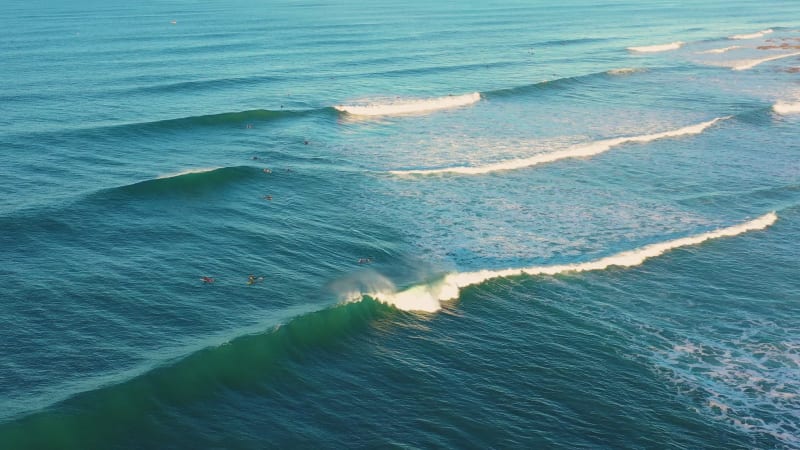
[1, 0, 799, 448]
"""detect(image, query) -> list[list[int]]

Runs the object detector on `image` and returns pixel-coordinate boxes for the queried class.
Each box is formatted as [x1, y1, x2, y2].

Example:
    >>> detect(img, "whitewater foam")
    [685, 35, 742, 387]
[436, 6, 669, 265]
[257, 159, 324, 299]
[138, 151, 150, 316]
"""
[773, 100, 800, 114]
[627, 42, 684, 53]
[697, 46, 742, 54]
[729, 29, 773, 40]
[334, 92, 480, 116]
[369, 212, 777, 313]
[390, 117, 727, 176]
[157, 167, 223, 179]
[731, 51, 800, 70]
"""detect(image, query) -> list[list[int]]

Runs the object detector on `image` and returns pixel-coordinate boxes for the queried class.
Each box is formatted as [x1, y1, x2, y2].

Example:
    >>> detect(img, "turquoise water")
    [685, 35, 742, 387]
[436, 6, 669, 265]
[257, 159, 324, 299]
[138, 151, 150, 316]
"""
[1, 0, 799, 448]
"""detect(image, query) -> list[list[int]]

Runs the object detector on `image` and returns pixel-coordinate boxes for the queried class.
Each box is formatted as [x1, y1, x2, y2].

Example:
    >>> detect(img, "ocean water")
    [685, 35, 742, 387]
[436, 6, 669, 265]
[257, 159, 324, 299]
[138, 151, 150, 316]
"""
[1, 0, 799, 448]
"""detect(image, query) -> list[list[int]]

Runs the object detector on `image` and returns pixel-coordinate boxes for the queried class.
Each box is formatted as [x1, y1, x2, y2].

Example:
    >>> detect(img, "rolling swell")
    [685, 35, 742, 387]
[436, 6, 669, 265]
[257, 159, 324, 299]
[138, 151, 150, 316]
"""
[0, 299, 397, 450]
[4, 107, 329, 141]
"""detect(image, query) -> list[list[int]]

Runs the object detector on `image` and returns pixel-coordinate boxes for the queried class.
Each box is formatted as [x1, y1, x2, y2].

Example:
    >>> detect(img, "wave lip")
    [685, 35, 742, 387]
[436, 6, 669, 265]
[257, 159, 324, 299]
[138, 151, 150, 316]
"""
[773, 100, 800, 114]
[390, 117, 728, 176]
[729, 29, 774, 40]
[697, 45, 742, 54]
[627, 41, 684, 53]
[334, 92, 480, 117]
[369, 213, 777, 313]
[606, 67, 647, 75]
[157, 167, 223, 179]
[732, 51, 800, 70]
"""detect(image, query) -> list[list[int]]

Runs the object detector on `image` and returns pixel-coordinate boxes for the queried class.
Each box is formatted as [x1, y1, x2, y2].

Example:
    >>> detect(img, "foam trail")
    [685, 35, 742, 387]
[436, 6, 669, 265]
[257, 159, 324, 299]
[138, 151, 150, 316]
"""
[627, 42, 684, 53]
[697, 45, 742, 54]
[732, 52, 800, 70]
[391, 117, 727, 176]
[370, 213, 777, 312]
[334, 92, 480, 116]
[729, 29, 773, 40]
[157, 167, 222, 179]
[773, 101, 800, 114]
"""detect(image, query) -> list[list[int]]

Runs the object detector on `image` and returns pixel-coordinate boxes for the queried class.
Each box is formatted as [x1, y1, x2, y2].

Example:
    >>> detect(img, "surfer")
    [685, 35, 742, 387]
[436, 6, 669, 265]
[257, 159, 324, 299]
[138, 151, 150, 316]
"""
[263, 195, 272, 201]
[201, 276, 214, 283]
[358, 257, 374, 264]
[247, 275, 264, 285]
[263, 168, 272, 174]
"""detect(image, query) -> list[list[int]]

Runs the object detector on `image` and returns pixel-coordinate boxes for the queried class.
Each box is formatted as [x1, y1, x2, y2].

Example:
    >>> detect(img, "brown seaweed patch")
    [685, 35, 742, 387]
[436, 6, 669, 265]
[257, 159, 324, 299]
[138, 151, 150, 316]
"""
[757, 44, 800, 50]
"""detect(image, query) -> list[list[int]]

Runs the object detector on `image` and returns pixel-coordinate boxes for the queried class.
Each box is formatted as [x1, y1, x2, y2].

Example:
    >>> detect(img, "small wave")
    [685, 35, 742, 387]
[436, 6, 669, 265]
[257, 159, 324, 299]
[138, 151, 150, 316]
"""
[773, 101, 800, 114]
[729, 29, 774, 40]
[697, 45, 742, 54]
[731, 51, 800, 70]
[390, 117, 727, 176]
[606, 67, 647, 75]
[627, 42, 684, 53]
[365, 213, 777, 313]
[334, 92, 480, 117]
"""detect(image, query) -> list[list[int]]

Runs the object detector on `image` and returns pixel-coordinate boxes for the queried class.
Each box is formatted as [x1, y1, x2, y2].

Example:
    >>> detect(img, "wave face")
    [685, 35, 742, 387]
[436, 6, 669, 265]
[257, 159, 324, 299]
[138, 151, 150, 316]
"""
[0, 299, 395, 449]
[627, 42, 684, 53]
[729, 28, 774, 40]
[334, 92, 480, 116]
[108, 166, 261, 197]
[390, 117, 727, 176]
[731, 51, 800, 70]
[773, 100, 800, 114]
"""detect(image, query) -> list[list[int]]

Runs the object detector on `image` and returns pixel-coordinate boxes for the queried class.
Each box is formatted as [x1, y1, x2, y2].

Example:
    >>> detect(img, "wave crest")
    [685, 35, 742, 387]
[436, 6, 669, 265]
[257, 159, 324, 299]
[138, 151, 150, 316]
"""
[729, 29, 774, 40]
[390, 117, 727, 176]
[627, 42, 684, 53]
[367, 213, 777, 313]
[334, 92, 480, 117]
[697, 45, 742, 54]
[108, 166, 260, 197]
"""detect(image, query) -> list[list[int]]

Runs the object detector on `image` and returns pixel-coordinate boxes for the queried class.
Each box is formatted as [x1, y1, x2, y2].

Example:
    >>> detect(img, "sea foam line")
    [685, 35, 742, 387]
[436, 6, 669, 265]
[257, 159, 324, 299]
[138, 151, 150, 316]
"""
[732, 51, 800, 70]
[627, 42, 684, 53]
[729, 29, 773, 40]
[334, 92, 480, 116]
[773, 101, 800, 115]
[368, 213, 777, 313]
[390, 117, 727, 176]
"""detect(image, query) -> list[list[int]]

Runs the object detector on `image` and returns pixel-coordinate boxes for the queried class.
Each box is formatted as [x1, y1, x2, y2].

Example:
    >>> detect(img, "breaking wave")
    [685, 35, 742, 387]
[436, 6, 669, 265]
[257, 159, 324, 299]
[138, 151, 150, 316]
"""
[773, 100, 800, 115]
[334, 92, 481, 116]
[389, 117, 727, 176]
[627, 42, 684, 53]
[365, 212, 777, 313]
[731, 51, 800, 71]
[729, 29, 774, 40]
